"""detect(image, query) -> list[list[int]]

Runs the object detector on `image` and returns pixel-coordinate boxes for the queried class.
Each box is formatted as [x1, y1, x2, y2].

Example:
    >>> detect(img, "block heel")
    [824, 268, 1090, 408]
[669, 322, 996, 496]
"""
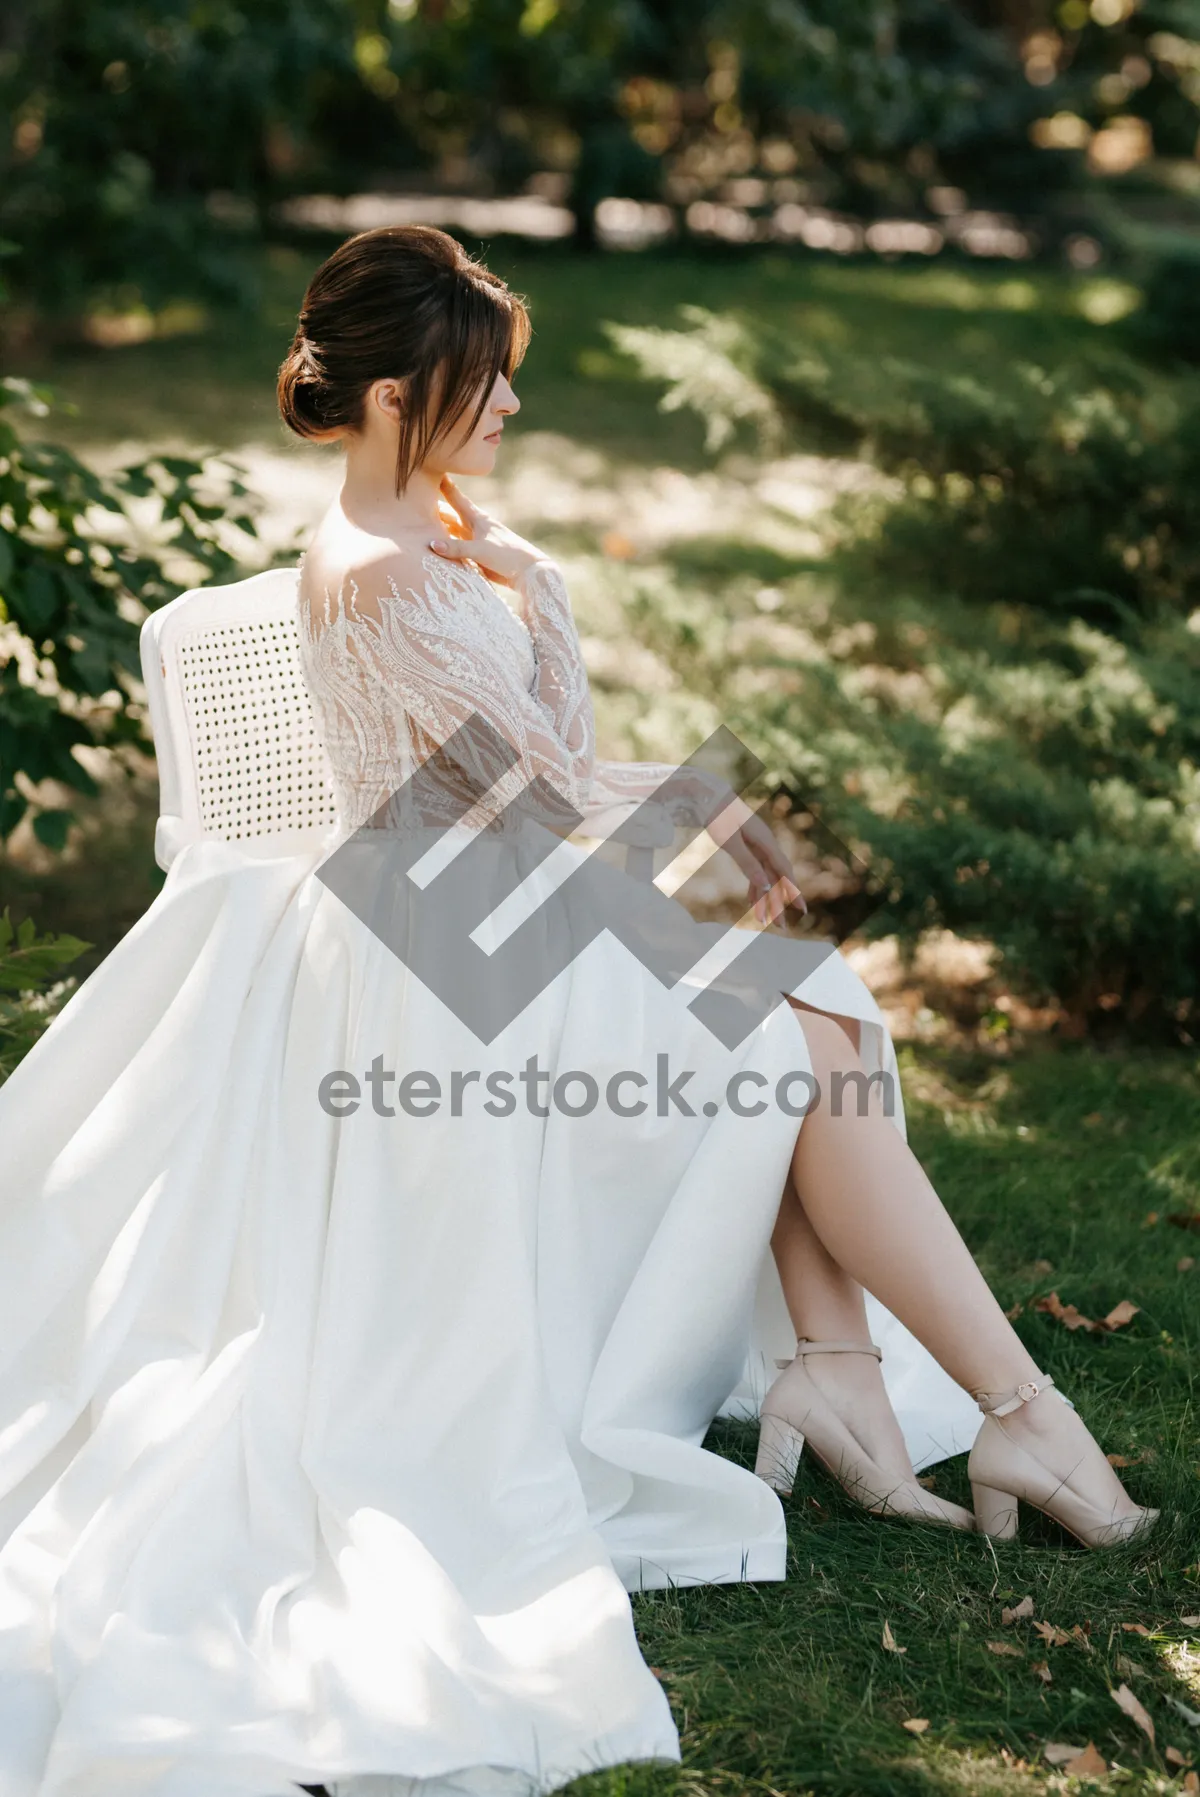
[750, 1340, 976, 1528]
[754, 1412, 805, 1496]
[967, 1375, 1158, 1549]
[971, 1480, 1019, 1540]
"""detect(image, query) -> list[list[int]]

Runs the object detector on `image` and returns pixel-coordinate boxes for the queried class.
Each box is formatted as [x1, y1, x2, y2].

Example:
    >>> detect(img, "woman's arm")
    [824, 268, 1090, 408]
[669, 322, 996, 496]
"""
[428, 482, 804, 921]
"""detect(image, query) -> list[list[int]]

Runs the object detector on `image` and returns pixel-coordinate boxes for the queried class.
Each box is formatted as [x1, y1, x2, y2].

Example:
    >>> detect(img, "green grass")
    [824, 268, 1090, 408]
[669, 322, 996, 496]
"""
[5, 238, 1152, 469]
[577, 1044, 1200, 1796]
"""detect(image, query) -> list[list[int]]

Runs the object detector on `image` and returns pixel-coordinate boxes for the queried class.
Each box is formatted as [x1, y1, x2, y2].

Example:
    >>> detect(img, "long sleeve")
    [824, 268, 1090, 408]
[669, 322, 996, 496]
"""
[583, 758, 729, 831]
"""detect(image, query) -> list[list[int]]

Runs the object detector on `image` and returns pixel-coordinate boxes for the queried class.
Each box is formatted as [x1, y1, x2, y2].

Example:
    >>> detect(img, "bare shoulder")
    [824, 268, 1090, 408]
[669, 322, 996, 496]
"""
[298, 538, 440, 634]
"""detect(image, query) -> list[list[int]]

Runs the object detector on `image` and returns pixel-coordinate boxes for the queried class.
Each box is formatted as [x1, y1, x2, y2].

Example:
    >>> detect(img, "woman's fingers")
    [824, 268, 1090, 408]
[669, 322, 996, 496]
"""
[439, 474, 479, 522]
[429, 534, 483, 561]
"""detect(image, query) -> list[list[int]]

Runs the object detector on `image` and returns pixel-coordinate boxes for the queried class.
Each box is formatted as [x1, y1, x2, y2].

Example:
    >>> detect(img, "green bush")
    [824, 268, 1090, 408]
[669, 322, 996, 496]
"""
[1129, 244, 1200, 364]
[612, 305, 1200, 627]
[609, 308, 1200, 1039]
[0, 376, 257, 845]
[0, 906, 87, 1081]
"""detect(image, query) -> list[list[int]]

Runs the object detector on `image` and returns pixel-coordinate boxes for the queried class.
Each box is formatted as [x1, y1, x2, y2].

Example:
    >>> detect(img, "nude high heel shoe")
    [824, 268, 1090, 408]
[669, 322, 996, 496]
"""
[753, 1339, 976, 1530]
[968, 1375, 1159, 1548]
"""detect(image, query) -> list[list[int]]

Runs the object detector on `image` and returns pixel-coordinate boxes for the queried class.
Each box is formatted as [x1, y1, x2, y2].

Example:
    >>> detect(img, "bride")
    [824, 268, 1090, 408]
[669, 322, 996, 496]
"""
[0, 223, 1154, 1797]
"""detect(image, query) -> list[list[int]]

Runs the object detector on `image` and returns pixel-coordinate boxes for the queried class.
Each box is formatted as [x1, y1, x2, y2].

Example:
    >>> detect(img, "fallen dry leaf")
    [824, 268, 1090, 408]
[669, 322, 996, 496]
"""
[1033, 1258, 1055, 1273]
[1113, 1681, 1156, 1747]
[902, 1718, 929, 1735]
[915, 1474, 936, 1489]
[1034, 1291, 1141, 1334]
[1101, 1299, 1140, 1330]
[1185, 1772, 1200, 1795]
[1180, 1257, 1197, 1273]
[1043, 1742, 1082, 1765]
[1034, 1291, 1096, 1331]
[1167, 1747, 1187, 1767]
[1083, 1112, 1103, 1127]
[1005, 1300, 1024, 1320]
[1033, 1620, 1072, 1647]
[986, 1640, 1024, 1657]
[1107, 1452, 1148, 1468]
[1032, 1660, 1053, 1684]
[1121, 1622, 1153, 1636]
[1168, 1212, 1200, 1234]
[882, 1620, 906, 1655]
[1071, 1624, 1093, 1651]
[1182, 1615, 1200, 1628]
[1003, 1596, 1035, 1624]
[1114, 1654, 1140, 1679]
[1065, 1743, 1108, 1776]
[1168, 1696, 1200, 1728]
[1142, 1210, 1159, 1225]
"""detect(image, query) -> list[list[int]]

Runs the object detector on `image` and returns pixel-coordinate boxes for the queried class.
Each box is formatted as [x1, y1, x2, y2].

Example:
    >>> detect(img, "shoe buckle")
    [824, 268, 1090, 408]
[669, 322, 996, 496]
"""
[1016, 1380, 1040, 1403]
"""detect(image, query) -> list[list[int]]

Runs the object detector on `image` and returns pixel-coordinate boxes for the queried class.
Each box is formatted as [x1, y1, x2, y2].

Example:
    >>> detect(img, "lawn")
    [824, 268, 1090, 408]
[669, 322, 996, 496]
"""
[604, 1042, 1200, 1797]
[4, 238, 1199, 1793]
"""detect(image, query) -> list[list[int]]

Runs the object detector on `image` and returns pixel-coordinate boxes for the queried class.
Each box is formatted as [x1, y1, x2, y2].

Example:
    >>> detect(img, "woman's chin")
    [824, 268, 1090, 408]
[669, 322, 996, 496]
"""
[449, 447, 499, 478]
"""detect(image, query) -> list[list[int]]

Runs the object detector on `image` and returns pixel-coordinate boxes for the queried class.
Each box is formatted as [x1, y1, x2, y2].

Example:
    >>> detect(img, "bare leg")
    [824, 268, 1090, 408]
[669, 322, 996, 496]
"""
[770, 999, 917, 1473]
[775, 1004, 1140, 1517]
[770, 1171, 918, 1478]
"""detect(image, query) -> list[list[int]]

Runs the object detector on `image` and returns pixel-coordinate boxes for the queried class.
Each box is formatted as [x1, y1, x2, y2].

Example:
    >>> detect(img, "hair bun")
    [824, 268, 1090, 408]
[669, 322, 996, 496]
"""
[277, 332, 333, 439]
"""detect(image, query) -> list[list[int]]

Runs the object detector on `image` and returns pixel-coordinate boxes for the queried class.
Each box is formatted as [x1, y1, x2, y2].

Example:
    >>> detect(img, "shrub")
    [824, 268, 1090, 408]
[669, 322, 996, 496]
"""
[0, 906, 87, 1081]
[609, 308, 1200, 1039]
[0, 376, 257, 845]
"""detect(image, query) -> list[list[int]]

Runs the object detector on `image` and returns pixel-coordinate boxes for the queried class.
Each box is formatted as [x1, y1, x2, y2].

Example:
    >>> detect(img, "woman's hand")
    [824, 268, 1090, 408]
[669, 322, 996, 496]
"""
[702, 781, 806, 927]
[428, 476, 547, 587]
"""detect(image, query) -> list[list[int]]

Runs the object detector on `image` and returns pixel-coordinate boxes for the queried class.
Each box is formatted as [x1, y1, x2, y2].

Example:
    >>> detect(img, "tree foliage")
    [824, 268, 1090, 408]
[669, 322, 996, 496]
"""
[0, 377, 258, 844]
[0, 906, 88, 1081]
[0, 0, 408, 328]
[6, 1, 1200, 325]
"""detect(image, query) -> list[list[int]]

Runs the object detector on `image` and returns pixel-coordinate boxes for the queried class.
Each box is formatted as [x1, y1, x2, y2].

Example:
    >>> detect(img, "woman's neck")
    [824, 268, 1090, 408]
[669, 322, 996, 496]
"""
[338, 434, 445, 535]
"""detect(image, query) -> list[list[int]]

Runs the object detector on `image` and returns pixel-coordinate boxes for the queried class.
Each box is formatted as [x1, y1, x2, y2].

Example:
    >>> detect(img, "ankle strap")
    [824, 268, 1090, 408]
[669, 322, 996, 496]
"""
[974, 1375, 1054, 1419]
[774, 1338, 882, 1371]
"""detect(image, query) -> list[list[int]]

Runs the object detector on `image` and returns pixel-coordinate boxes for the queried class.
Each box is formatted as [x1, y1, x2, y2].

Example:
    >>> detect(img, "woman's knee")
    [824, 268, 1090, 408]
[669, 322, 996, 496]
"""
[786, 1001, 863, 1075]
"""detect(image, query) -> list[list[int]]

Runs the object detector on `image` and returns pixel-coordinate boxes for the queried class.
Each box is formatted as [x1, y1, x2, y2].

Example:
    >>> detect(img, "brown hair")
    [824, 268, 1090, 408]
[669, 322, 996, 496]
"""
[277, 224, 531, 493]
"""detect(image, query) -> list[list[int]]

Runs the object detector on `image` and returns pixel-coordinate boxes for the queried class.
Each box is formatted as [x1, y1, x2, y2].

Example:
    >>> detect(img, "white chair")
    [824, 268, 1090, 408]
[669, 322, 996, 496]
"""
[140, 566, 674, 878]
[140, 565, 339, 871]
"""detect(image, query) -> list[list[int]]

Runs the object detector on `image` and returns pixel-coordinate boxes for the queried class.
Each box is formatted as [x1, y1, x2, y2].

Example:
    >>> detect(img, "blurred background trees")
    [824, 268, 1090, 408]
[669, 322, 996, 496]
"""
[5, 0, 1200, 335]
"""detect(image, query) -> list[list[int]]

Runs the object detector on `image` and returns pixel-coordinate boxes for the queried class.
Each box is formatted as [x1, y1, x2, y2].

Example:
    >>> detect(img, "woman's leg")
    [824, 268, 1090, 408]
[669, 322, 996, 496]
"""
[770, 1170, 919, 1477]
[776, 1004, 1140, 1515]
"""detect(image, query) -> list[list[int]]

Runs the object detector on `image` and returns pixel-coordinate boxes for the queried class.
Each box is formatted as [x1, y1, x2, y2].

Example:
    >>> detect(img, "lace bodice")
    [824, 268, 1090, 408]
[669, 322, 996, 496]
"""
[295, 551, 724, 843]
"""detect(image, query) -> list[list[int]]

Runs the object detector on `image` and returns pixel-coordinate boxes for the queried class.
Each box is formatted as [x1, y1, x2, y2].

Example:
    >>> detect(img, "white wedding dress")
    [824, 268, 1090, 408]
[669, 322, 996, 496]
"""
[0, 552, 981, 1797]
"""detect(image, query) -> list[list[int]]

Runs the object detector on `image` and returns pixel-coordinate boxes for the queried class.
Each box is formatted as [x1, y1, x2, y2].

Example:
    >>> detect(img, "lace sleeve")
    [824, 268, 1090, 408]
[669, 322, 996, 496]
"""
[515, 562, 726, 834]
[584, 758, 728, 831]
[302, 552, 596, 834]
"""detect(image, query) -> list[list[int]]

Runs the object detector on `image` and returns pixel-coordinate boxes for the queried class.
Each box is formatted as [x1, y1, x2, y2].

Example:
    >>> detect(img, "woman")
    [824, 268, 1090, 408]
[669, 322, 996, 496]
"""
[0, 225, 1153, 1797]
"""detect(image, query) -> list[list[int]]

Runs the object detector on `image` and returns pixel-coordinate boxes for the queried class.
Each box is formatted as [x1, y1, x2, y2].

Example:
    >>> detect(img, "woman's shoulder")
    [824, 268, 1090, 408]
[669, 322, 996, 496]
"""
[298, 534, 443, 634]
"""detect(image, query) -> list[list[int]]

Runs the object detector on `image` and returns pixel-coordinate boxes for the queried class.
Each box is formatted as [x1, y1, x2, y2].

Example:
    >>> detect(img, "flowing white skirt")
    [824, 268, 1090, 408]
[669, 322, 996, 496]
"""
[0, 825, 981, 1797]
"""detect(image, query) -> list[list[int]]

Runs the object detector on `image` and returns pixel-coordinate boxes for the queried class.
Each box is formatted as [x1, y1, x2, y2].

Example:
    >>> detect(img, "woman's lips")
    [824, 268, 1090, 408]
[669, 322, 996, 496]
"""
[484, 429, 502, 443]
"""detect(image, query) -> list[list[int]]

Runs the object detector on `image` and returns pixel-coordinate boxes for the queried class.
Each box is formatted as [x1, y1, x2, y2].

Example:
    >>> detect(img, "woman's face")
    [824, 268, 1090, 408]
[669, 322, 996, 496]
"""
[429, 370, 520, 477]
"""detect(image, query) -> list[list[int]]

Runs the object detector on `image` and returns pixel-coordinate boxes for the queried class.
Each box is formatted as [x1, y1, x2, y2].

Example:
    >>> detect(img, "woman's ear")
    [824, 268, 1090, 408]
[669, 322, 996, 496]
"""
[366, 376, 407, 424]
